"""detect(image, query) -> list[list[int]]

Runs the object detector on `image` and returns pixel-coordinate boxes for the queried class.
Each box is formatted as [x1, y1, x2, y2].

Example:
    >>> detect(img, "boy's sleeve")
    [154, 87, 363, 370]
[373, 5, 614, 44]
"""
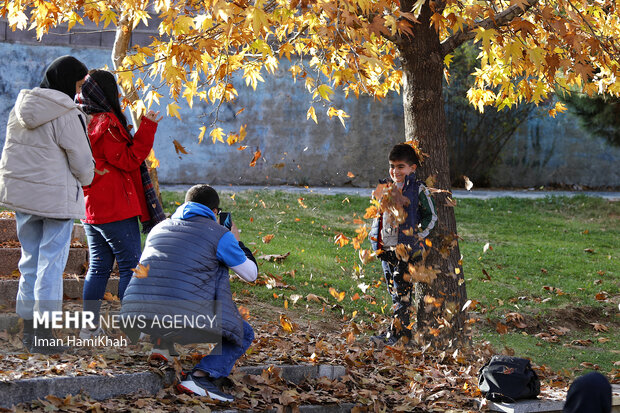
[216, 232, 258, 282]
[417, 184, 437, 239]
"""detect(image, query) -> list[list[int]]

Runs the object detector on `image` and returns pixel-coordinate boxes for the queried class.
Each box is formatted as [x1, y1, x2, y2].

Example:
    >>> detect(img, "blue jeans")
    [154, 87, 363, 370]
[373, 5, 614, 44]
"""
[83, 217, 141, 318]
[194, 321, 254, 379]
[15, 212, 73, 319]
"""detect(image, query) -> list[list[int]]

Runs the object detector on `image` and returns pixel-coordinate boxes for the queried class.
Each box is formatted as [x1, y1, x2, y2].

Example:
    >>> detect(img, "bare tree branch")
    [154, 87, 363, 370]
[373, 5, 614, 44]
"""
[440, 0, 539, 56]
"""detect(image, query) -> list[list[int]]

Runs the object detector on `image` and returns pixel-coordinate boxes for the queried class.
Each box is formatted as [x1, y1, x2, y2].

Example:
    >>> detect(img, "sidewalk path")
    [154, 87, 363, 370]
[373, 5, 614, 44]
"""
[161, 185, 620, 201]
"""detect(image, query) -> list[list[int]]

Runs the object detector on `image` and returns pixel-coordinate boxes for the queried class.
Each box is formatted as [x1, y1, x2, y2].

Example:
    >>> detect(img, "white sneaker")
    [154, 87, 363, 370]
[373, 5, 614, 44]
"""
[79, 326, 105, 340]
[177, 373, 234, 401]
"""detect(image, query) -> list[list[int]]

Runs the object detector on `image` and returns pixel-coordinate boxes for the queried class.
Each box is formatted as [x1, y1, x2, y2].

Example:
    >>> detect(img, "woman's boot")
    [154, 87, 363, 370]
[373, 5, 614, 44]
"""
[21, 319, 34, 351]
[30, 326, 68, 354]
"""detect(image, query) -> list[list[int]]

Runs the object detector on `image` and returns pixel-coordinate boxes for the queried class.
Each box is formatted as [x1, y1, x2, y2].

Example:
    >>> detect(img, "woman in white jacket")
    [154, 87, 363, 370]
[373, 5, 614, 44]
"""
[0, 55, 94, 353]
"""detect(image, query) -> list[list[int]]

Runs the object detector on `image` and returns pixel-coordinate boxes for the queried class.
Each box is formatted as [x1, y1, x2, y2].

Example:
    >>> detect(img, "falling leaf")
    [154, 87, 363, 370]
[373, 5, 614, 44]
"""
[463, 176, 473, 190]
[334, 233, 350, 248]
[172, 139, 189, 155]
[237, 145, 248, 151]
[262, 234, 275, 243]
[249, 149, 261, 167]
[329, 287, 345, 302]
[238, 306, 250, 321]
[297, 197, 308, 208]
[347, 171, 355, 178]
[279, 314, 295, 333]
[132, 263, 150, 278]
[395, 243, 410, 262]
[358, 249, 374, 264]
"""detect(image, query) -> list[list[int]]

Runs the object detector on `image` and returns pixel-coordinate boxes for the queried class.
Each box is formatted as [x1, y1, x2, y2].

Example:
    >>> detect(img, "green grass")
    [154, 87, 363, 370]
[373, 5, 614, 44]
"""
[161, 191, 620, 373]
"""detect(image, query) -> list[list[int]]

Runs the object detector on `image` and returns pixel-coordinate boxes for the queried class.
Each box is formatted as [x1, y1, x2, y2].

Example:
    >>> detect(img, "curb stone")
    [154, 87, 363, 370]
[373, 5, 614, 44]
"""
[0, 364, 346, 408]
[0, 220, 86, 244]
[222, 404, 358, 412]
[0, 278, 119, 305]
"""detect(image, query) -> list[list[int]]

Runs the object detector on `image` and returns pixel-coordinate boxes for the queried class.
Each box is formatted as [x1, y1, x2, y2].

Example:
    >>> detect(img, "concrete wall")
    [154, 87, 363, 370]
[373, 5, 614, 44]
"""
[492, 105, 620, 188]
[0, 38, 618, 188]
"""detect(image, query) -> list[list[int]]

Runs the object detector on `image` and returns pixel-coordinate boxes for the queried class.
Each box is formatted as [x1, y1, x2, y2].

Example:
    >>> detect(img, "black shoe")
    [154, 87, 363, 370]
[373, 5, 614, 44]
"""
[177, 373, 234, 402]
[29, 328, 68, 354]
[22, 319, 34, 351]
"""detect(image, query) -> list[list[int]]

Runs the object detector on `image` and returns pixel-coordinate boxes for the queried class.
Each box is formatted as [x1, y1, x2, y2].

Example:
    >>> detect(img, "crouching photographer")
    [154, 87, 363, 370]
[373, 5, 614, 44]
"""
[120, 184, 257, 402]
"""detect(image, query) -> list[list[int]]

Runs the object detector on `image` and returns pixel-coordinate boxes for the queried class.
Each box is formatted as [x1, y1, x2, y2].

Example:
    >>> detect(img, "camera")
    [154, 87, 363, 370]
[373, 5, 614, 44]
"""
[218, 211, 232, 230]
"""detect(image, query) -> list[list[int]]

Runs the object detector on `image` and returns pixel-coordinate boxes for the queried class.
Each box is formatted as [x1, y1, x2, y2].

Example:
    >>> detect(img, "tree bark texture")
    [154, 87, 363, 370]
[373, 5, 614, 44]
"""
[397, 1, 469, 348]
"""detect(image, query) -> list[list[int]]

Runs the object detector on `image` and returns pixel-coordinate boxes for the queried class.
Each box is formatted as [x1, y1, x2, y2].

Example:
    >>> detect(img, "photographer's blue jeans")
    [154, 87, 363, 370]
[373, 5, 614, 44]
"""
[15, 212, 73, 319]
[194, 321, 254, 379]
[83, 217, 141, 319]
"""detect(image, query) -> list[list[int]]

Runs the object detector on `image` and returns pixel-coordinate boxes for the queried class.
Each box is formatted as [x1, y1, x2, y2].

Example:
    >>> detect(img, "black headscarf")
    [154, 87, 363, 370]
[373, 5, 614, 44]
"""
[40, 56, 88, 99]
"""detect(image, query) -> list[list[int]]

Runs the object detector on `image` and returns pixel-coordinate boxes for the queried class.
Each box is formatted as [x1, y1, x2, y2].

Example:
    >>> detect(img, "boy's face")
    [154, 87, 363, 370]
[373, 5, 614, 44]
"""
[389, 160, 416, 183]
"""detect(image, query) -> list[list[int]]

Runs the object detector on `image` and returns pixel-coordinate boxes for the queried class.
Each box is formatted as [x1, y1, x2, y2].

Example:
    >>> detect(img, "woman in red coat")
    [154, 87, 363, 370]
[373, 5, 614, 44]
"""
[75, 70, 163, 338]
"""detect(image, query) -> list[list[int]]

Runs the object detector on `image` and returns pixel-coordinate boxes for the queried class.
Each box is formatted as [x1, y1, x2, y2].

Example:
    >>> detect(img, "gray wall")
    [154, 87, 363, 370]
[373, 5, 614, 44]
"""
[493, 105, 620, 188]
[0, 40, 618, 188]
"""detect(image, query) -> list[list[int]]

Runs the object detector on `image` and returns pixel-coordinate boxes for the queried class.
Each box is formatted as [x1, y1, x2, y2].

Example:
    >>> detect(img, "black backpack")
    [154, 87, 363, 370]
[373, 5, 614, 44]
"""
[478, 355, 541, 403]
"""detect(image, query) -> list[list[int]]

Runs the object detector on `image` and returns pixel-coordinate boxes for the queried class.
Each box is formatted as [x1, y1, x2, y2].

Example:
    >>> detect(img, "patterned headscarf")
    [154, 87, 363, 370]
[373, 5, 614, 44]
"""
[76, 75, 115, 120]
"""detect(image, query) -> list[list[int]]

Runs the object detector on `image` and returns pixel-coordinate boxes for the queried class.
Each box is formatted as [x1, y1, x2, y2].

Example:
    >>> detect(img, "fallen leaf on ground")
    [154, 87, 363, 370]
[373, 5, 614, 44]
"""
[590, 323, 608, 332]
[257, 252, 290, 262]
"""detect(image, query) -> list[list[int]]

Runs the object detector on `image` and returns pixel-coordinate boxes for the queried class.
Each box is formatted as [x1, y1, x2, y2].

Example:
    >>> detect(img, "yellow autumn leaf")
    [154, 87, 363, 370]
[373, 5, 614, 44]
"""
[328, 287, 345, 302]
[167, 102, 181, 120]
[307, 106, 317, 123]
[279, 314, 295, 333]
[210, 127, 225, 144]
[197, 126, 207, 144]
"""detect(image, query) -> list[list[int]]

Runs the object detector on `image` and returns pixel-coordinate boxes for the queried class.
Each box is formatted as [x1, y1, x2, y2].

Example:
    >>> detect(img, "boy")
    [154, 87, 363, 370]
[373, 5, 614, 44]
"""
[369, 143, 437, 346]
[120, 184, 257, 402]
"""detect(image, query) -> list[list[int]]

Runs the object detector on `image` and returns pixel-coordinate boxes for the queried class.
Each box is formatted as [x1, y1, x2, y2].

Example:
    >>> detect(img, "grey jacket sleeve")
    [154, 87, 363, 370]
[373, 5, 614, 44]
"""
[57, 111, 95, 186]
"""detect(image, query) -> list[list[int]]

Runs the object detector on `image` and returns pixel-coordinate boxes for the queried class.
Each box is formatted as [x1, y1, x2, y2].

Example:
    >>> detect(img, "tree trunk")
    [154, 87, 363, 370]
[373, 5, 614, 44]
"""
[397, 2, 469, 349]
[112, 13, 162, 201]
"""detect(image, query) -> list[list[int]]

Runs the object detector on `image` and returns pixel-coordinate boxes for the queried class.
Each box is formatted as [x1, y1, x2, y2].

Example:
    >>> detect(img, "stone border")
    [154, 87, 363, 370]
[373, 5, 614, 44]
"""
[0, 278, 119, 304]
[0, 364, 346, 408]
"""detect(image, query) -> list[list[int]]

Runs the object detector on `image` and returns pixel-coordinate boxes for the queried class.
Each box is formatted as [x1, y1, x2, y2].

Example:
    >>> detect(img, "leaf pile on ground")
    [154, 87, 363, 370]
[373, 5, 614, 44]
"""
[4, 305, 610, 412]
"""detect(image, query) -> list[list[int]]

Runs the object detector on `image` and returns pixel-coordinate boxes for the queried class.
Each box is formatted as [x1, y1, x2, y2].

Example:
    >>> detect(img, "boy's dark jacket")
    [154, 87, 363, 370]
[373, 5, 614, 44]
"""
[369, 172, 422, 253]
[121, 204, 247, 346]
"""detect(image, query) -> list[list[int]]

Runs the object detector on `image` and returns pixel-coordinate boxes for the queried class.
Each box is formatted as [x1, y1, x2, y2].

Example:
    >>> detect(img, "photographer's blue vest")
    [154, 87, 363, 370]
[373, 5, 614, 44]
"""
[121, 212, 245, 346]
